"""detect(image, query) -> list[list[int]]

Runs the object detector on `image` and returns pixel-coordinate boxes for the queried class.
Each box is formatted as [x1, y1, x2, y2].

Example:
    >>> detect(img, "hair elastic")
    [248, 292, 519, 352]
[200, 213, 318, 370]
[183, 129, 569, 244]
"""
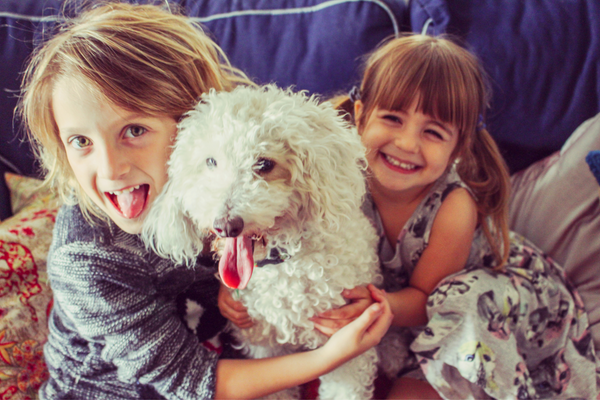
[349, 86, 361, 103]
[587, 150, 600, 186]
[477, 114, 487, 130]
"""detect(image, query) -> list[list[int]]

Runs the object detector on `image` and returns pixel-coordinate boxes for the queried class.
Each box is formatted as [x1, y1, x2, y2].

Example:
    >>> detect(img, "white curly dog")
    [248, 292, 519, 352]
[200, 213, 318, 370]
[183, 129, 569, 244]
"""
[143, 85, 382, 400]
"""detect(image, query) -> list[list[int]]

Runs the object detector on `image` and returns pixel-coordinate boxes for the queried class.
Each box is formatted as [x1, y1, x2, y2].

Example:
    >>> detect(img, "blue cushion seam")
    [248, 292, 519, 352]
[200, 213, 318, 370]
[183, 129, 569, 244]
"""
[190, 0, 400, 36]
[0, 12, 61, 22]
[1, 1, 400, 36]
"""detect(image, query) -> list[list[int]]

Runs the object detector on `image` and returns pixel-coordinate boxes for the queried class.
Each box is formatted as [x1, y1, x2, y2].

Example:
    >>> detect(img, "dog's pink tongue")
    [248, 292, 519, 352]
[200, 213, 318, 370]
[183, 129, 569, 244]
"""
[218, 236, 254, 289]
[116, 186, 146, 219]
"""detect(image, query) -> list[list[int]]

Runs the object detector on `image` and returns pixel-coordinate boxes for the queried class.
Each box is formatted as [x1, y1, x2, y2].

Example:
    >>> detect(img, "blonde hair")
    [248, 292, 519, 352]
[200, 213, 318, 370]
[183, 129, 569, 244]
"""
[338, 34, 510, 268]
[18, 1, 252, 221]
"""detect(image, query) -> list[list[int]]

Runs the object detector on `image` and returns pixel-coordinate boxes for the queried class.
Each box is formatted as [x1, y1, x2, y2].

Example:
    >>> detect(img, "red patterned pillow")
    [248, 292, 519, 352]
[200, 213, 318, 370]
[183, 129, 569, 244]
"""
[0, 173, 60, 400]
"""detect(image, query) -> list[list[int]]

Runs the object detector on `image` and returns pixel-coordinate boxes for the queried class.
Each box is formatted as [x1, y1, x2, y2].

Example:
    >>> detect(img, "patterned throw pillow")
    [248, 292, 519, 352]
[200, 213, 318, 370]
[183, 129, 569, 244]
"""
[0, 173, 60, 400]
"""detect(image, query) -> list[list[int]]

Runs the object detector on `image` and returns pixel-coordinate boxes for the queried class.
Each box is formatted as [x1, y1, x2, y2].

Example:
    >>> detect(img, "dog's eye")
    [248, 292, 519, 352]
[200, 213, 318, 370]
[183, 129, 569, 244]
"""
[254, 158, 275, 174]
[206, 158, 217, 169]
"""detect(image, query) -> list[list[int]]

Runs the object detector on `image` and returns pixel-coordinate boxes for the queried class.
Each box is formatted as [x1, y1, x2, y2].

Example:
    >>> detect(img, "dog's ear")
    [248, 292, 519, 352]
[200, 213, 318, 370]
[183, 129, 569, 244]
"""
[292, 100, 368, 231]
[141, 180, 204, 265]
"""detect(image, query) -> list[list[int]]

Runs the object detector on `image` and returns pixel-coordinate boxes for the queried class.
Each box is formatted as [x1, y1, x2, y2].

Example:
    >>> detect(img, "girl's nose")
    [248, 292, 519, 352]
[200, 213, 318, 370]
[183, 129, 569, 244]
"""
[97, 144, 130, 179]
[394, 128, 420, 153]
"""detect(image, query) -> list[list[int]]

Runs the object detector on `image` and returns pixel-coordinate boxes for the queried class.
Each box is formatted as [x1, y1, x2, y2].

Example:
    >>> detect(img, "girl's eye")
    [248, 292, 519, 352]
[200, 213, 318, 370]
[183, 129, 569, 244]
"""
[254, 158, 275, 174]
[382, 114, 401, 124]
[125, 125, 147, 138]
[426, 129, 445, 140]
[69, 136, 92, 149]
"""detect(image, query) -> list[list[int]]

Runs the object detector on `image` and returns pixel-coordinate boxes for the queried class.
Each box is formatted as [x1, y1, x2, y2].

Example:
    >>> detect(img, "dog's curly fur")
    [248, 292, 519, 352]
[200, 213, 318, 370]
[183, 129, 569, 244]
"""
[142, 85, 382, 399]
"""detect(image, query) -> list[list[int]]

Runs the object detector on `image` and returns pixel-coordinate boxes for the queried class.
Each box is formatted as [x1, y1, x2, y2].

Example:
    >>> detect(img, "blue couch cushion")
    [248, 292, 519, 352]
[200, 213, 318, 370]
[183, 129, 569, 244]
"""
[0, 0, 64, 219]
[411, 0, 600, 173]
[188, 0, 407, 96]
[0, 0, 407, 219]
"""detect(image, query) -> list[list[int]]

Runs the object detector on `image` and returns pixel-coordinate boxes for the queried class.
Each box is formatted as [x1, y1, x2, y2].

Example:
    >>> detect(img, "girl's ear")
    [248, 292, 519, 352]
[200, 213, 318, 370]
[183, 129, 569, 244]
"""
[354, 100, 364, 131]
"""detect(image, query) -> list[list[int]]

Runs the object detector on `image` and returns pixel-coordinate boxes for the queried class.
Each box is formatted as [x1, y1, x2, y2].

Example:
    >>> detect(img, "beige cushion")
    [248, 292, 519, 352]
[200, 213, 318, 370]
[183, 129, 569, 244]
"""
[510, 113, 600, 353]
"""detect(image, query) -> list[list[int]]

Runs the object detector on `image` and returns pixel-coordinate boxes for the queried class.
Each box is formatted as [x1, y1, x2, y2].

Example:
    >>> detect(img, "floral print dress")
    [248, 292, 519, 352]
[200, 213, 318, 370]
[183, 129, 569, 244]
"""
[363, 166, 600, 399]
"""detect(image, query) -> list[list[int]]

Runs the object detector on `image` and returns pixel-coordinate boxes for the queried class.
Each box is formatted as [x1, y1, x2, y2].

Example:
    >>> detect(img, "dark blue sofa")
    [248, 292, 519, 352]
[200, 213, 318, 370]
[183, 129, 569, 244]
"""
[1, 1, 600, 397]
[2, 0, 600, 220]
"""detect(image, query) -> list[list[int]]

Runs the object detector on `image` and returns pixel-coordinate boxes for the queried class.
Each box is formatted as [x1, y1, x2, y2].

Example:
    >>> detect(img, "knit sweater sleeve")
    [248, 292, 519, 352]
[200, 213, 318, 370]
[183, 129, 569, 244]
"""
[48, 206, 218, 400]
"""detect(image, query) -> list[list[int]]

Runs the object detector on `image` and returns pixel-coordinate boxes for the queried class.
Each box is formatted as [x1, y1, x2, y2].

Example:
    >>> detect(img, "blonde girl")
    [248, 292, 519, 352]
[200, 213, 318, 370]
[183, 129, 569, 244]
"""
[19, 3, 392, 399]
[221, 34, 599, 399]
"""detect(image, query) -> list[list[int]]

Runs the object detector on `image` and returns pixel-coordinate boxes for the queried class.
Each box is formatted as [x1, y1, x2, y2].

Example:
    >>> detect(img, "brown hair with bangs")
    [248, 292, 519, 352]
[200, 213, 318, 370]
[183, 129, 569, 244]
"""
[336, 34, 511, 268]
[17, 1, 253, 221]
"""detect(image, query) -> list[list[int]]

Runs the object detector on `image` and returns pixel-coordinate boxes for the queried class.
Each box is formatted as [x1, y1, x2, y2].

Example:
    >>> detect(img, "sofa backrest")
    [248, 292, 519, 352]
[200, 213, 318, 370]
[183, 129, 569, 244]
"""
[411, 0, 600, 174]
[0, 0, 407, 219]
[2, 0, 600, 220]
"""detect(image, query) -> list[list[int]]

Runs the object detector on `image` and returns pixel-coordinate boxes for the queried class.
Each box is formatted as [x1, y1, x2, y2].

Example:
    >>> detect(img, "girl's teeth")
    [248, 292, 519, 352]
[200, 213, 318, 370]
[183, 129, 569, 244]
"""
[109, 185, 140, 195]
[384, 154, 417, 170]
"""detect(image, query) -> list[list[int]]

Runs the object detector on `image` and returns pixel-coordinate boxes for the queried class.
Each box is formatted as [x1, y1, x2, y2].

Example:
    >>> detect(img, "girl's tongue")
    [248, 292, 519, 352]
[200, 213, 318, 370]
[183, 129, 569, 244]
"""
[218, 236, 254, 289]
[112, 185, 148, 219]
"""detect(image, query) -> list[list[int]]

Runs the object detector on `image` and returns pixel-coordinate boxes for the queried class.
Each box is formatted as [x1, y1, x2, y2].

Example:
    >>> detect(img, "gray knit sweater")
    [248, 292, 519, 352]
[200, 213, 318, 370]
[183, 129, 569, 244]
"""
[39, 205, 219, 400]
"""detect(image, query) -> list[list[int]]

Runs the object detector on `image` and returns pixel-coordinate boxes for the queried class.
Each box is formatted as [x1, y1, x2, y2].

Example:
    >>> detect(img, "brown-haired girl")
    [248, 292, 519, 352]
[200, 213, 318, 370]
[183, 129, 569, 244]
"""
[221, 34, 599, 398]
[19, 3, 392, 399]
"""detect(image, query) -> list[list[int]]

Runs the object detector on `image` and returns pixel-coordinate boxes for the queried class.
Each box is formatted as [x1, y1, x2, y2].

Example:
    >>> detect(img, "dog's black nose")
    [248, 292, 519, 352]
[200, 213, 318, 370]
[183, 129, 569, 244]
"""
[214, 216, 244, 238]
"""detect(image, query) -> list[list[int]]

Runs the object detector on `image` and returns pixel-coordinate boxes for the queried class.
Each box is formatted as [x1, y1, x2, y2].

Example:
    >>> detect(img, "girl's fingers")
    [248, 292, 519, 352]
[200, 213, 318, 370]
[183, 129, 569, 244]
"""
[312, 321, 335, 337]
[224, 312, 253, 328]
[317, 304, 386, 339]
[352, 302, 384, 338]
[364, 290, 392, 337]
[367, 284, 386, 302]
[310, 316, 352, 333]
[221, 290, 246, 310]
[218, 289, 253, 328]
[219, 286, 249, 313]
[322, 296, 391, 360]
[341, 285, 371, 300]
[228, 309, 250, 321]
[317, 308, 337, 319]
[235, 319, 254, 329]
[222, 305, 251, 321]
[225, 298, 249, 312]
[318, 287, 374, 319]
[318, 302, 364, 320]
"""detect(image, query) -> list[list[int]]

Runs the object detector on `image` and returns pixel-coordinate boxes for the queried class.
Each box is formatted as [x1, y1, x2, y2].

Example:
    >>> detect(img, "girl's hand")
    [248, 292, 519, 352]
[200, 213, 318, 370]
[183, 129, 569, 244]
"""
[322, 285, 392, 361]
[311, 285, 375, 336]
[218, 283, 253, 328]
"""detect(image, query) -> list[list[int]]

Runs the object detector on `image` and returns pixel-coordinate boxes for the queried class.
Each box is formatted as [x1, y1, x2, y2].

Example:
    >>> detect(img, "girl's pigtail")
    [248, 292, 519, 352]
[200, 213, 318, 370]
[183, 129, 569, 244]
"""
[457, 126, 511, 269]
[329, 94, 355, 123]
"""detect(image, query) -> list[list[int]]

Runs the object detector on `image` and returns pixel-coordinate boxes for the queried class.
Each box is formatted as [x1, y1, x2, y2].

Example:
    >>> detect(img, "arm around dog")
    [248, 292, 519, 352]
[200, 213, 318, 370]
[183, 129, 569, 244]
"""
[213, 285, 392, 399]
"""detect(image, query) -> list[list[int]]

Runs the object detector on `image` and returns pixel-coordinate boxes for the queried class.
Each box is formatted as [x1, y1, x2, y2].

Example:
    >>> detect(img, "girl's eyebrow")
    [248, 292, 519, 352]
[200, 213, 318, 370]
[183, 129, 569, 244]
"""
[123, 112, 166, 125]
[381, 108, 455, 136]
[121, 111, 152, 121]
[59, 127, 86, 136]
[58, 113, 151, 138]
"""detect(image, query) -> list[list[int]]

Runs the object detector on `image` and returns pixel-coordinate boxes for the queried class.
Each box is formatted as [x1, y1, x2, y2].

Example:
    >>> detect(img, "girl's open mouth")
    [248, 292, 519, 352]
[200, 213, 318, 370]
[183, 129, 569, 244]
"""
[105, 184, 149, 219]
[382, 152, 421, 173]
